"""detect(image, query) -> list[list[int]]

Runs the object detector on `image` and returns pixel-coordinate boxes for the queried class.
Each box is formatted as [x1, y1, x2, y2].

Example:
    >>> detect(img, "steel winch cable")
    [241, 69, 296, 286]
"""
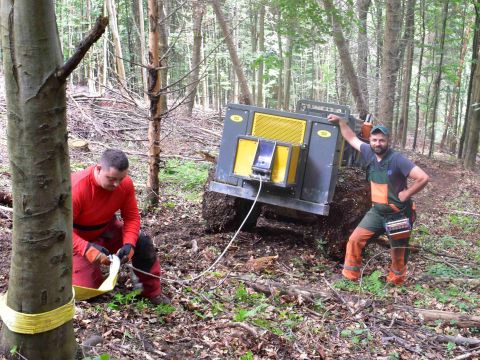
[126, 178, 264, 284]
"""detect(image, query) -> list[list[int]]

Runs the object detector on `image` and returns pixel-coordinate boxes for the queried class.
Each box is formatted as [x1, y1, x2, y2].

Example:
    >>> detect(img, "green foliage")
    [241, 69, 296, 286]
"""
[447, 213, 477, 232]
[413, 284, 479, 312]
[427, 263, 480, 278]
[334, 270, 387, 297]
[240, 351, 254, 360]
[155, 303, 176, 316]
[340, 324, 372, 346]
[83, 355, 111, 360]
[231, 283, 305, 340]
[159, 159, 209, 202]
[107, 290, 141, 310]
[70, 162, 85, 172]
[234, 303, 269, 322]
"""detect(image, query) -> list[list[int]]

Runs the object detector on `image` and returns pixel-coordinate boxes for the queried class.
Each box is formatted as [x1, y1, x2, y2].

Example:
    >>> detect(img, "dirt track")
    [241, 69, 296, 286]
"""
[0, 90, 479, 358]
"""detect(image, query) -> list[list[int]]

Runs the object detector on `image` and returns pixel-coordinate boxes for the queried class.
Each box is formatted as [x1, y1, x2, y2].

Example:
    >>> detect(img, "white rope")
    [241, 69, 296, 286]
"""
[127, 179, 264, 284]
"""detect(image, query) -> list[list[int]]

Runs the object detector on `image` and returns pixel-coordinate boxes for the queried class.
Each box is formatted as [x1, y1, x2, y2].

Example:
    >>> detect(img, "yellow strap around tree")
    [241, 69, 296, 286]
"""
[73, 255, 121, 301]
[0, 256, 121, 334]
[0, 291, 75, 335]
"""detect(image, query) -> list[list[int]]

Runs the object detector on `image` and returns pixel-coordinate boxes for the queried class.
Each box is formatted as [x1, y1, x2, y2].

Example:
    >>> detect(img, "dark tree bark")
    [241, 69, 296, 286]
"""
[357, 0, 372, 108]
[459, 5, 480, 159]
[464, 49, 480, 170]
[428, 0, 449, 158]
[185, 0, 205, 116]
[398, 0, 416, 148]
[378, 0, 402, 131]
[211, 0, 253, 105]
[413, 0, 426, 151]
[0, 2, 106, 357]
[321, 0, 369, 118]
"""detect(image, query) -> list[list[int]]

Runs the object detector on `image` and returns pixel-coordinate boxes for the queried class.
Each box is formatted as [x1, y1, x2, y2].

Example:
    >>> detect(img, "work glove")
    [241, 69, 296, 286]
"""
[85, 243, 111, 265]
[116, 244, 135, 264]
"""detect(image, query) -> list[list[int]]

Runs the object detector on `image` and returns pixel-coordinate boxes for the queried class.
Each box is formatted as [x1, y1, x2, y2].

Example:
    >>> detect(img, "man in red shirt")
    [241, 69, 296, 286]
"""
[72, 149, 167, 304]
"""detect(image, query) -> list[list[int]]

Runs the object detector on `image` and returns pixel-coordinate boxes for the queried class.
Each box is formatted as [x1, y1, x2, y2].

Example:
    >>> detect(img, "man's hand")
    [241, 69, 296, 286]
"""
[327, 113, 344, 124]
[327, 113, 363, 151]
[85, 243, 111, 265]
[398, 190, 409, 202]
[116, 244, 135, 264]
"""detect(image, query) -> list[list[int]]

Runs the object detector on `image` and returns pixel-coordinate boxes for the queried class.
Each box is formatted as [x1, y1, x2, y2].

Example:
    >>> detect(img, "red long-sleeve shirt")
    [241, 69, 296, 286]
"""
[72, 165, 140, 256]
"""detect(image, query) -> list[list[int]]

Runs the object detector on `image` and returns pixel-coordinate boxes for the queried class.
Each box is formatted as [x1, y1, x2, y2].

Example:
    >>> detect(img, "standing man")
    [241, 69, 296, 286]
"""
[72, 149, 168, 303]
[327, 114, 429, 285]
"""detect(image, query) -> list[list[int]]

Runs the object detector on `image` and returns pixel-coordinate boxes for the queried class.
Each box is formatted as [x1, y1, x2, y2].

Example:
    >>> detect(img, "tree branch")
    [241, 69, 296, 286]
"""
[56, 16, 109, 82]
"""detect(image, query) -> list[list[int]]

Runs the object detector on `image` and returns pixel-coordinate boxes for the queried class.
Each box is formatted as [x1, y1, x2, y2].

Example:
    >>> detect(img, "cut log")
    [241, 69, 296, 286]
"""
[394, 305, 480, 328]
[68, 138, 90, 152]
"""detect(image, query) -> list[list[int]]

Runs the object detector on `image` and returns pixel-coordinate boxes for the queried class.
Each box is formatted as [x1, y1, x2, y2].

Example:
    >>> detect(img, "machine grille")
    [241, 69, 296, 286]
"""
[252, 113, 306, 144]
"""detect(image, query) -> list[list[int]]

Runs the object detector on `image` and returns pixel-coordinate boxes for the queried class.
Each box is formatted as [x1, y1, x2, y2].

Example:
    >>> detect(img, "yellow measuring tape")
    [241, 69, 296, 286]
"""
[0, 256, 121, 334]
[73, 255, 121, 301]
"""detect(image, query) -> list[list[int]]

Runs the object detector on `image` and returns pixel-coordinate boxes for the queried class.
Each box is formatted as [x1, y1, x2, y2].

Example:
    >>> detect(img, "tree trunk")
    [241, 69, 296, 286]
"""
[275, 9, 284, 109]
[158, 0, 169, 113]
[321, 0, 369, 119]
[136, 0, 148, 102]
[413, 0, 426, 151]
[374, 0, 383, 115]
[378, 0, 402, 131]
[459, 6, 480, 159]
[283, 35, 294, 110]
[185, 0, 205, 116]
[211, 0, 252, 105]
[398, 0, 416, 148]
[256, 4, 266, 107]
[440, 23, 470, 152]
[428, 0, 449, 158]
[0, 2, 106, 358]
[106, 0, 126, 87]
[357, 0, 371, 109]
[146, 0, 162, 206]
[464, 51, 480, 170]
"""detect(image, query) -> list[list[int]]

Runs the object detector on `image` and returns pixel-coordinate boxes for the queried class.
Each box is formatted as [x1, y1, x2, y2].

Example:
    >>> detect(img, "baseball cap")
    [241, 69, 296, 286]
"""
[371, 125, 390, 135]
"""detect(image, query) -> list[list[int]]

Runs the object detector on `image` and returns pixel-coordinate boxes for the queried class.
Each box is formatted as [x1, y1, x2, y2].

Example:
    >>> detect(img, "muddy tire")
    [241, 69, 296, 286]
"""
[202, 168, 262, 233]
[310, 167, 370, 260]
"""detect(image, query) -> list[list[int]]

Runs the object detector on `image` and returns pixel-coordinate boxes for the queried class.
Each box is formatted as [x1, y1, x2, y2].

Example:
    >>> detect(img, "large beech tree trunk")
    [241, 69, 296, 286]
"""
[0, 1, 106, 357]
[464, 50, 480, 170]
[185, 0, 205, 116]
[211, 0, 253, 105]
[428, 0, 449, 158]
[256, 4, 266, 107]
[106, 0, 126, 87]
[357, 0, 371, 108]
[398, 0, 416, 148]
[378, 0, 402, 131]
[321, 0, 369, 119]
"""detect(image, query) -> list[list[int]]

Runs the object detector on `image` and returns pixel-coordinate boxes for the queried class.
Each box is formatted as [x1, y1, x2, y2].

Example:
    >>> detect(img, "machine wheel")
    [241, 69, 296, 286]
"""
[202, 168, 262, 233]
[310, 167, 371, 260]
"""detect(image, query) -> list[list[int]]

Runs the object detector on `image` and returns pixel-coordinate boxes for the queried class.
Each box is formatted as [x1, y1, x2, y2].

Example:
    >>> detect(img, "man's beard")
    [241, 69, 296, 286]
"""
[371, 144, 388, 155]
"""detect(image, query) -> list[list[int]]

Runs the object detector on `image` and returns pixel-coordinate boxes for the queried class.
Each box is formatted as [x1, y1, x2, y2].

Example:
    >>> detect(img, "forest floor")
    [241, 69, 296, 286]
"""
[0, 84, 479, 360]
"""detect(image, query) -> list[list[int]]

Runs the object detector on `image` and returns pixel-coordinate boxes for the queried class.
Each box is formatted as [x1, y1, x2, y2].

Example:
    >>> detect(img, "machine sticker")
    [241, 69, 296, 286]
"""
[230, 114, 243, 122]
[317, 130, 331, 138]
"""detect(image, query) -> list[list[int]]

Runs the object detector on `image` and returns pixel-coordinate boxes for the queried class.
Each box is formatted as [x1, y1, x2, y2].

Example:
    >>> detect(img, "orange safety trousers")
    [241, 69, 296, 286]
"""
[342, 226, 408, 285]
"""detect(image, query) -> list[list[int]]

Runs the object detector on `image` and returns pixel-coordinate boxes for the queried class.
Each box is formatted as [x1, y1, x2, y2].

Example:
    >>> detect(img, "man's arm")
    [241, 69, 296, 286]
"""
[120, 177, 141, 247]
[398, 166, 429, 202]
[327, 114, 363, 151]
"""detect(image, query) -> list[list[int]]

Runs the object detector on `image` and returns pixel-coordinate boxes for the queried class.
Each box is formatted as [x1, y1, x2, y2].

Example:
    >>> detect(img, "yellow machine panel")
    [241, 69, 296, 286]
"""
[233, 138, 256, 177]
[233, 138, 300, 186]
[252, 113, 306, 144]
